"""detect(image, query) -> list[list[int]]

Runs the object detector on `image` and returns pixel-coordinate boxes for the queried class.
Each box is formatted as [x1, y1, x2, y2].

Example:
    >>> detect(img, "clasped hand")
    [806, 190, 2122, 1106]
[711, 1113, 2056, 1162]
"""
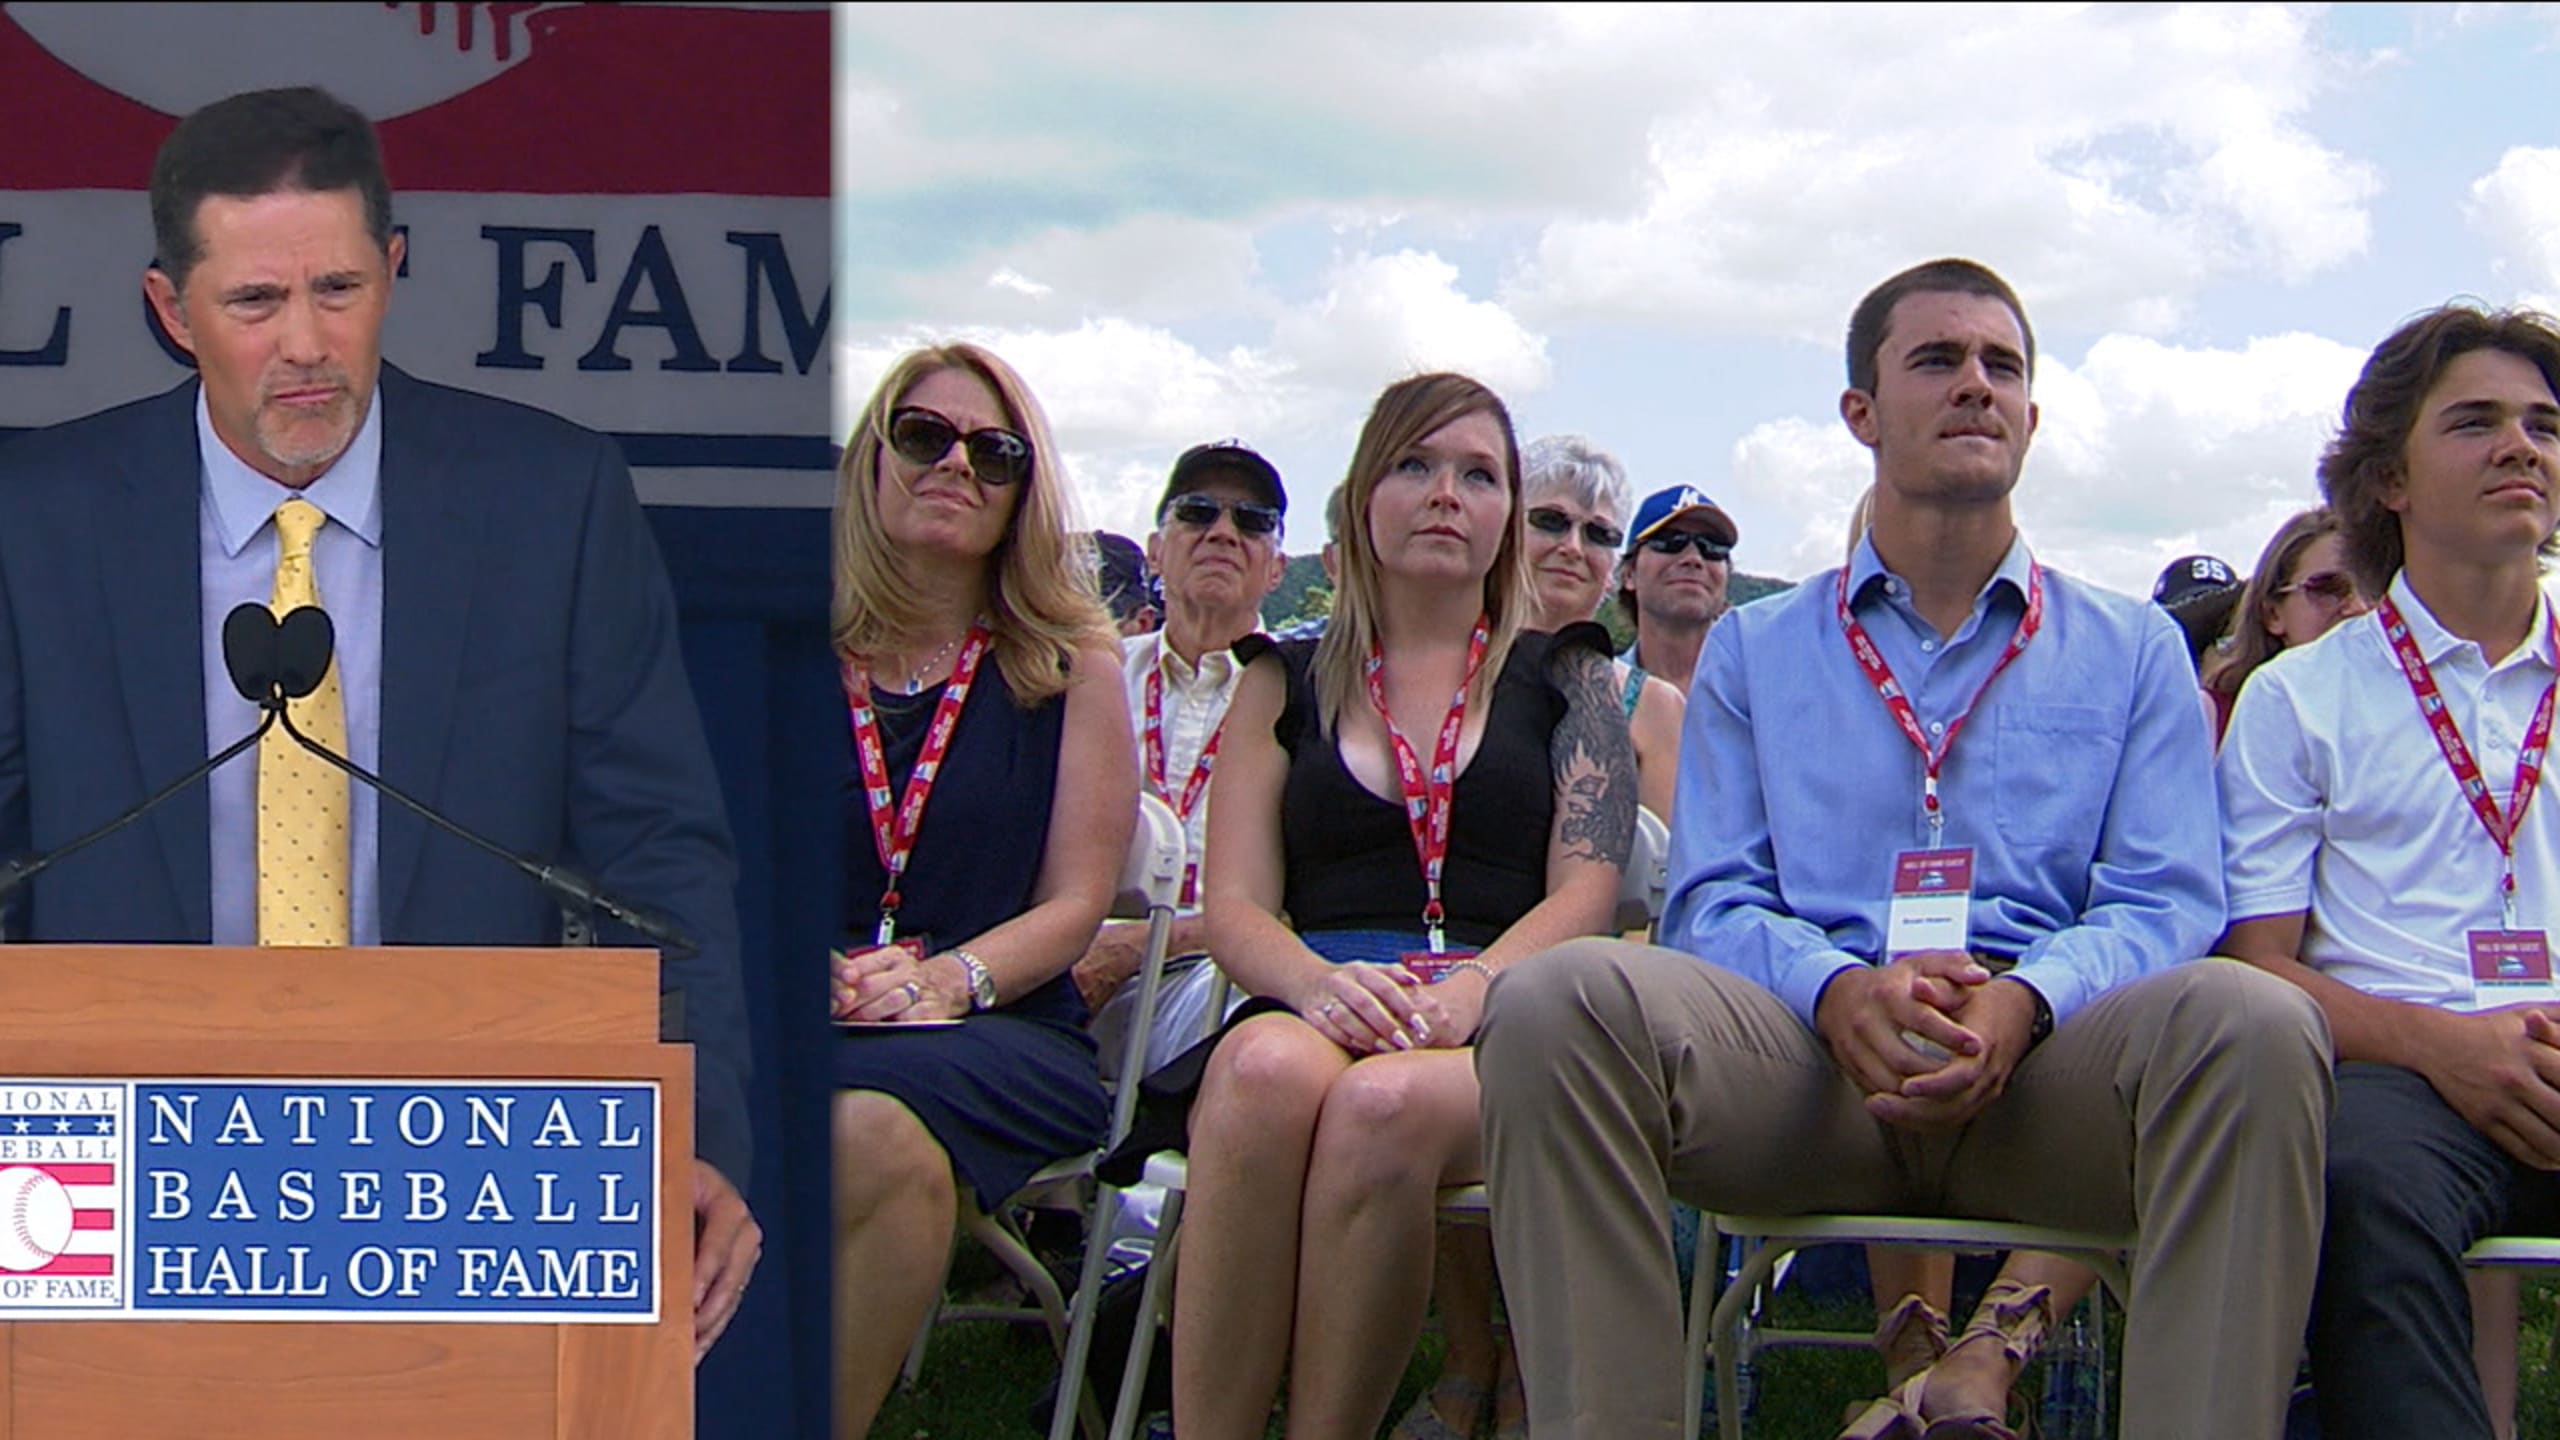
[1297, 962, 1475, 1055]
[831, 944, 963, 1022]
[1815, 951, 2034, 1132]
[2426, 1006, 2560, 1170]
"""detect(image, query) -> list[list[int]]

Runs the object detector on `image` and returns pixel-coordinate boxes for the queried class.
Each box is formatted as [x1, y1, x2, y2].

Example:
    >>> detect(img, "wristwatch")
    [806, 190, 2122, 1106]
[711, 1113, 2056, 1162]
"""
[2013, 978, 2055, 1051]
[949, 948, 996, 1013]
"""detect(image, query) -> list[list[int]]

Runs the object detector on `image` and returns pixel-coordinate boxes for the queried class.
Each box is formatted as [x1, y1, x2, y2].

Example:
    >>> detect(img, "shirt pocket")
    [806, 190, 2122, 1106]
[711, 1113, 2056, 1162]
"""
[1992, 703, 2122, 852]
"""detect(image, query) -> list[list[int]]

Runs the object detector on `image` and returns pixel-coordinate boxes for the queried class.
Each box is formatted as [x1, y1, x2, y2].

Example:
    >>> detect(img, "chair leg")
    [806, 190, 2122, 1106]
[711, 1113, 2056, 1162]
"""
[1683, 1217, 1720, 1436]
[1049, 1182, 1126, 1440]
[1108, 1184, 1185, 1440]
[968, 1202, 1075, 1351]
[901, 1290, 939, 1388]
[1710, 1238, 1787, 1440]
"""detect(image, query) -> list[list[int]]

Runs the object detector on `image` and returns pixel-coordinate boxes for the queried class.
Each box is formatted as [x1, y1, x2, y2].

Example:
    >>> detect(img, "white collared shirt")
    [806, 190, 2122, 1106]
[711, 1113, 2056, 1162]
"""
[1120, 631, 1245, 908]
[2219, 571, 2560, 1009]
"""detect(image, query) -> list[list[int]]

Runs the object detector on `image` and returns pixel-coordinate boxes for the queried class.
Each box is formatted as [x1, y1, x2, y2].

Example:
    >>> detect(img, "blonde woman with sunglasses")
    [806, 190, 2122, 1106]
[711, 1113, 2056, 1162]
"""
[830, 343, 1137, 1439]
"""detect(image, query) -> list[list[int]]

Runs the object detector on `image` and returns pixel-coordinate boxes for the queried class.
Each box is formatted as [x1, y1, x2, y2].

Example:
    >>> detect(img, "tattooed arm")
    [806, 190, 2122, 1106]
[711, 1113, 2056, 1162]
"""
[1421, 641, 1635, 1046]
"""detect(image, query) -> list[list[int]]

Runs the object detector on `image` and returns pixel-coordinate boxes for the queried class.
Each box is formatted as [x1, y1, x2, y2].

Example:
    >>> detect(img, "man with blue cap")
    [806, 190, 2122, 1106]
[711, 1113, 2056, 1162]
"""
[1617, 484, 1740, 696]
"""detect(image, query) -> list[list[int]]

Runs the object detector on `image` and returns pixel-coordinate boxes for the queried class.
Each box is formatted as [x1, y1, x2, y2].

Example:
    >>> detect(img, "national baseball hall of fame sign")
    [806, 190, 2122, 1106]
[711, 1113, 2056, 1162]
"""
[0, 1080, 658, 1322]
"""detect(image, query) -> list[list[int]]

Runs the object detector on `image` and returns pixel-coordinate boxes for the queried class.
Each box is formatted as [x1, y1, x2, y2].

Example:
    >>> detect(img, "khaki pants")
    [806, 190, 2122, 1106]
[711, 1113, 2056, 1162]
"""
[1476, 939, 2332, 1440]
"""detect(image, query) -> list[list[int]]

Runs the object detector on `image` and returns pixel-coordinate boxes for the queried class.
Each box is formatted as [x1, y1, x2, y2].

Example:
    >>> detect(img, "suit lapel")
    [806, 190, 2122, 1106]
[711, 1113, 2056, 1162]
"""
[376, 367, 481, 936]
[99, 381, 213, 938]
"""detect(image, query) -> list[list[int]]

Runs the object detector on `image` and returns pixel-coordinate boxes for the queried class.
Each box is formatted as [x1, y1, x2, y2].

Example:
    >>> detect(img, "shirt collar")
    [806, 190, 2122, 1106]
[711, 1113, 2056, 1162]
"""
[198, 382, 385, 559]
[2383, 569, 2560, 671]
[1845, 530, 2035, 613]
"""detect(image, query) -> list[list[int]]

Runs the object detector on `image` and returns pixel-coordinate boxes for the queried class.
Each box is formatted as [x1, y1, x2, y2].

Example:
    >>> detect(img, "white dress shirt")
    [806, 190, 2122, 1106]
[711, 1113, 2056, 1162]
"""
[1120, 630, 1244, 909]
[2219, 571, 2560, 1009]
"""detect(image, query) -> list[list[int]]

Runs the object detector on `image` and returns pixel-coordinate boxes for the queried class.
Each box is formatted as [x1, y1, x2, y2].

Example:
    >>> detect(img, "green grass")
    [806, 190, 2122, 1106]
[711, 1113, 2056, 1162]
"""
[872, 1252, 2560, 1438]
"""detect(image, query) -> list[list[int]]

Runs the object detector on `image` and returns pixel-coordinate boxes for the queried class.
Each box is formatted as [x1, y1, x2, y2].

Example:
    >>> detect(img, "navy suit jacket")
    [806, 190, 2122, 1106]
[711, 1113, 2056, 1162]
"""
[0, 365, 753, 1185]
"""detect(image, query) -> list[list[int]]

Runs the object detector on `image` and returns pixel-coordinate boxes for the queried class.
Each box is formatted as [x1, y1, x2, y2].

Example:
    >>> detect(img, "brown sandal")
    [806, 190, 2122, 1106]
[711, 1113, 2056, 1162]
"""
[1836, 1281, 2053, 1440]
[1841, 1292, 1952, 1428]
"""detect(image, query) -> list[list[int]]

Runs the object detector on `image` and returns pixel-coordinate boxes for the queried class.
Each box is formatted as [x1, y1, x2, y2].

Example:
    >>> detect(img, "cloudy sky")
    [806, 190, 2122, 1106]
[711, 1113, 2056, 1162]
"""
[836, 2, 2560, 595]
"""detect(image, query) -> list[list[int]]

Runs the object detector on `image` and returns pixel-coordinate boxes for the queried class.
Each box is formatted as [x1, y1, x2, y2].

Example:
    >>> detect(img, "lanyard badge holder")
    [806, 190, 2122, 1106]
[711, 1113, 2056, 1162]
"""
[2378, 599, 2560, 1007]
[1144, 663, 1227, 907]
[848, 621, 993, 950]
[1368, 620, 1490, 983]
[1840, 563, 2044, 968]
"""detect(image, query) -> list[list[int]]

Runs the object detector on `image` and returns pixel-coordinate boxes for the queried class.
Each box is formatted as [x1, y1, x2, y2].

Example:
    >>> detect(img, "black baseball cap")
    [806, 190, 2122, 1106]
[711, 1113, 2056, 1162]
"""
[1159, 440, 1286, 517]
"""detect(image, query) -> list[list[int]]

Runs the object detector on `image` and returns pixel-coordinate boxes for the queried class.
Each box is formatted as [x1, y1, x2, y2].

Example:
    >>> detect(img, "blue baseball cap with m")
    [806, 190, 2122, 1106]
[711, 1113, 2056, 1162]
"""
[1625, 485, 1738, 551]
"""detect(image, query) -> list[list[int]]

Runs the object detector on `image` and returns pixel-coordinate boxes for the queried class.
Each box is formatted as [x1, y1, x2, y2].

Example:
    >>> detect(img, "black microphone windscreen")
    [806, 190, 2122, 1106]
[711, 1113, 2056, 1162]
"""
[221, 604, 279, 702]
[275, 607, 337, 700]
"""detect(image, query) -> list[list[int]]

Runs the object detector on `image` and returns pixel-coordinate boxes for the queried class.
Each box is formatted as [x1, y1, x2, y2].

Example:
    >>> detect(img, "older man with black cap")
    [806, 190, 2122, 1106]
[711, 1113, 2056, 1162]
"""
[1074, 441, 1288, 1061]
[1618, 484, 1741, 697]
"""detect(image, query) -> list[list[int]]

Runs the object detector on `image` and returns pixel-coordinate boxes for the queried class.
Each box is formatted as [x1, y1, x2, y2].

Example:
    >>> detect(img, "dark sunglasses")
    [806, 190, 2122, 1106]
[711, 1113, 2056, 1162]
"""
[1525, 506, 1625, 550]
[1163, 493, 1282, 536]
[2277, 570, 2357, 605]
[886, 407, 1034, 486]
[1639, 530, 1732, 561]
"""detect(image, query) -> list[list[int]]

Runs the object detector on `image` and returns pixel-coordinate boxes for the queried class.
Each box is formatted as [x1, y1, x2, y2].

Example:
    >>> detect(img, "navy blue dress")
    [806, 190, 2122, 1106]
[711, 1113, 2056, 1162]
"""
[837, 661, 1109, 1210]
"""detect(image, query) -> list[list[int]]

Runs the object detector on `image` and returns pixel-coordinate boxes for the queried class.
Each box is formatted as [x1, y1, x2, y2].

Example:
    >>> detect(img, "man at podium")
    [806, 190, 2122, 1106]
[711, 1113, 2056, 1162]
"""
[0, 86, 761, 1357]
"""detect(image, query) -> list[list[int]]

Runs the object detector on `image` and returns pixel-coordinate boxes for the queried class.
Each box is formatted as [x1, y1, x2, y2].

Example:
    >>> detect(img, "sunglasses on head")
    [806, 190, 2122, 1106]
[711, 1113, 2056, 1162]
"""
[2278, 570, 2357, 605]
[1639, 530, 1732, 561]
[1163, 493, 1282, 536]
[886, 407, 1034, 486]
[1525, 506, 1625, 550]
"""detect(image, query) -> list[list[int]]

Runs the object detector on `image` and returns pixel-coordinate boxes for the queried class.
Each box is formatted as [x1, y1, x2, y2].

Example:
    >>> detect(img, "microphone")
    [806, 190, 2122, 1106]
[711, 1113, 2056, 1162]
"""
[0, 604, 283, 938]
[223, 602, 282, 701]
[262, 606, 699, 961]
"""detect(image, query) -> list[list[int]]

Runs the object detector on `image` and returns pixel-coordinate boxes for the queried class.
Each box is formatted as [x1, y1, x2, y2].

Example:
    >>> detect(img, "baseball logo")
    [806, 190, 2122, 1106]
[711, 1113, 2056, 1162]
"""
[0, 1167, 73, 1273]
[11, 2, 564, 119]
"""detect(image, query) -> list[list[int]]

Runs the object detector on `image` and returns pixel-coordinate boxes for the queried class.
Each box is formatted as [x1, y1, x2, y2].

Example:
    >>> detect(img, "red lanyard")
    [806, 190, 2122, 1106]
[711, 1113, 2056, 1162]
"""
[847, 622, 993, 945]
[1145, 658, 1227, 906]
[2378, 596, 2558, 931]
[1143, 661, 1226, 825]
[1835, 561, 2044, 843]
[1363, 617, 1491, 954]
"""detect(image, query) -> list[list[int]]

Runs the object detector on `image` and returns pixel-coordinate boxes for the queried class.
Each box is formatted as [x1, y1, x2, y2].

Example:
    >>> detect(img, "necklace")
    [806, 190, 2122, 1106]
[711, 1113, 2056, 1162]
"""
[897, 630, 968, 696]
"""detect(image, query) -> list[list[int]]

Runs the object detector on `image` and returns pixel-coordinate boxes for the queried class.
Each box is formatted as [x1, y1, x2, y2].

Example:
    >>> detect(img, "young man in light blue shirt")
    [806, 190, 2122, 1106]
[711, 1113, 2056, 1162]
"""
[1476, 258, 2332, 1440]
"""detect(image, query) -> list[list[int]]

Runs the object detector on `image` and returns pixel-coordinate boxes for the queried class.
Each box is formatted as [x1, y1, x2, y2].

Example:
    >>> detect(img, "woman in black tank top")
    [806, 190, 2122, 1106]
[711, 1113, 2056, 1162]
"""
[1169, 373, 1638, 1440]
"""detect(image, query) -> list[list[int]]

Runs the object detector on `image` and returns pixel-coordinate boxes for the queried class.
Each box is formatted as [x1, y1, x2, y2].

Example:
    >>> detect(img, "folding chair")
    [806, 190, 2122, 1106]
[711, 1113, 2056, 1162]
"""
[893, 792, 1184, 1440]
[1695, 1214, 2133, 1440]
[1103, 806, 1674, 1440]
[2465, 1235, 2560, 1372]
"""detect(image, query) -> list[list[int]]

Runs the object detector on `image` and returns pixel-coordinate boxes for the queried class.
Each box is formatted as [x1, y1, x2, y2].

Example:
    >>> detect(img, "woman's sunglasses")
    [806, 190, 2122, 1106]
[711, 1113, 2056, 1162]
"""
[2277, 570, 2358, 607]
[886, 407, 1034, 487]
[1525, 506, 1625, 550]
[1639, 530, 1732, 561]
[1163, 493, 1283, 536]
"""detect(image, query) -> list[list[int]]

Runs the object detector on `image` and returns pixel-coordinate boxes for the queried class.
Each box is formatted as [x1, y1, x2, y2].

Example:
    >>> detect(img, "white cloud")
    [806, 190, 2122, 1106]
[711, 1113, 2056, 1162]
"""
[2466, 146, 2560, 311]
[1508, 5, 2376, 337]
[1269, 250, 1551, 395]
[881, 215, 1267, 330]
[838, 246, 1553, 547]
[1719, 331, 2371, 594]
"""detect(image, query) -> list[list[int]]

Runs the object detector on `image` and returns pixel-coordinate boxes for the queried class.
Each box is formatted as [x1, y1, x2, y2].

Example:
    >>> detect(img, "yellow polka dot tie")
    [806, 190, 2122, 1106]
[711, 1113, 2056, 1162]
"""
[257, 497, 350, 947]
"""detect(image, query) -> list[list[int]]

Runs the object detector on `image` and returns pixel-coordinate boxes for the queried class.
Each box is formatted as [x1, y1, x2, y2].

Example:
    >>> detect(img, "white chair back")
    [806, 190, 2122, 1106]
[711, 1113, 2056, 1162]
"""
[1115, 792, 1185, 921]
[1613, 804, 1671, 936]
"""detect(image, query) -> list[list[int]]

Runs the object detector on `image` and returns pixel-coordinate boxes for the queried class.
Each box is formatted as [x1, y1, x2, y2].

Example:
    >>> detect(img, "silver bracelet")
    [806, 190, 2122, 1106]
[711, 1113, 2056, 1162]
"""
[1446, 959, 1498, 985]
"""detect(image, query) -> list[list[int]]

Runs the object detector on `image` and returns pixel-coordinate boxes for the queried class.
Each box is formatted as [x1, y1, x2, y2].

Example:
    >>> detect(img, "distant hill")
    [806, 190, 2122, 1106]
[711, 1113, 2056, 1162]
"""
[1260, 553, 1793, 630]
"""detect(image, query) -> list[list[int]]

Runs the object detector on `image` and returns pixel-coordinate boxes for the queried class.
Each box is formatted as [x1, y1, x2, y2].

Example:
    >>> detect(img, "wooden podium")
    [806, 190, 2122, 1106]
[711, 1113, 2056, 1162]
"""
[0, 945, 693, 1440]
